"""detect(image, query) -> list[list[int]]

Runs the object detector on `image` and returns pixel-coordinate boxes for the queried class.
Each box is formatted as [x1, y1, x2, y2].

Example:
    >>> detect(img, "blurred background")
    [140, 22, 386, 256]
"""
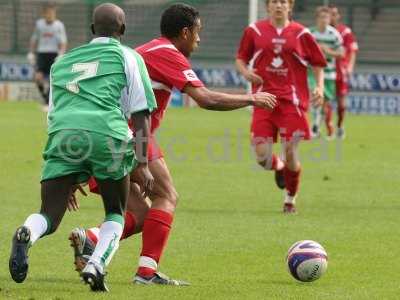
[0, 0, 399, 114]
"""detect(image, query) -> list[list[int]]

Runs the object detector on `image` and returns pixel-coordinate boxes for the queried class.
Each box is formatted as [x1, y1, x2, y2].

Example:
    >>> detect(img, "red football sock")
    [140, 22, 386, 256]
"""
[137, 209, 173, 277]
[284, 167, 301, 197]
[121, 211, 137, 240]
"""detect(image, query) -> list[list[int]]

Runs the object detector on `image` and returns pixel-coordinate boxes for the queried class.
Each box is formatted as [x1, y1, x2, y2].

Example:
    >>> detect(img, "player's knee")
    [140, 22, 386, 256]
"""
[161, 186, 179, 210]
[284, 145, 296, 161]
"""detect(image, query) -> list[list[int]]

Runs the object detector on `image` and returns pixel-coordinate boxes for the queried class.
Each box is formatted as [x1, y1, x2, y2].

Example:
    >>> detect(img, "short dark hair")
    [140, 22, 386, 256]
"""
[44, 1, 56, 10]
[315, 5, 330, 17]
[160, 3, 200, 39]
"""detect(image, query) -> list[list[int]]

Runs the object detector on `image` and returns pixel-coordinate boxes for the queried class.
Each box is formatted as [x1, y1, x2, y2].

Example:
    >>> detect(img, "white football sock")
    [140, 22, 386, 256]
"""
[284, 193, 296, 205]
[89, 215, 124, 269]
[138, 256, 158, 272]
[312, 106, 322, 129]
[23, 213, 49, 245]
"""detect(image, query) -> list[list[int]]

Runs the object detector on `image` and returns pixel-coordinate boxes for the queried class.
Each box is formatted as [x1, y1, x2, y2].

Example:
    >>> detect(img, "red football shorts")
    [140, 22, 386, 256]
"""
[251, 101, 311, 145]
[336, 67, 349, 98]
[88, 135, 163, 194]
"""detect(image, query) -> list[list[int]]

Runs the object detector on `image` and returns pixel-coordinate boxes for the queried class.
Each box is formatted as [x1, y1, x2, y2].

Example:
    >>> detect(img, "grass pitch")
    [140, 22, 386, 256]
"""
[0, 102, 399, 300]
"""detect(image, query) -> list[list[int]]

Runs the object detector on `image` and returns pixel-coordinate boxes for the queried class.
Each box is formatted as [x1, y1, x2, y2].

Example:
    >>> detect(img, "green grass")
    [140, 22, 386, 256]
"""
[0, 101, 399, 300]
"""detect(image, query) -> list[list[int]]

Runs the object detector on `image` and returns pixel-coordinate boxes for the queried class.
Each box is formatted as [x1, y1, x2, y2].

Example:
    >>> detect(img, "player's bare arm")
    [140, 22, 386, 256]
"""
[235, 58, 264, 85]
[311, 66, 324, 106]
[347, 51, 357, 75]
[58, 42, 67, 56]
[131, 110, 154, 196]
[319, 43, 344, 58]
[183, 85, 276, 111]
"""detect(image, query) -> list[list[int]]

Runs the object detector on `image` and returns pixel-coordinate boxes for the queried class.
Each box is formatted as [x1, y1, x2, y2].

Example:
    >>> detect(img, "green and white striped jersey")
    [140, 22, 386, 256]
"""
[48, 37, 157, 141]
[309, 25, 343, 80]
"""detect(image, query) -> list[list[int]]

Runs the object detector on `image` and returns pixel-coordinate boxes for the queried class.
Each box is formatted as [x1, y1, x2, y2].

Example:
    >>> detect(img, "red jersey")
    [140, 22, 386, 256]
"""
[335, 24, 358, 81]
[237, 20, 326, 111]
[135, 37, 204, 133]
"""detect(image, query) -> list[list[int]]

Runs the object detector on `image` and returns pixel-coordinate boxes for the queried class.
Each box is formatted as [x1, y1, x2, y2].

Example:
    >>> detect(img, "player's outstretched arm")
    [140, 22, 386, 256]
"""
[184, 85, 276, 111]
[131, 110, 154, 196]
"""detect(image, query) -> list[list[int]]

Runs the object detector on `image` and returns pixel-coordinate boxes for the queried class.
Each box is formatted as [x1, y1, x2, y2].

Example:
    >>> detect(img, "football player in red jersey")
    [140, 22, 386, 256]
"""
[330, 5, 359, 139]
[236, 0, 326, 213]
[67, 3, 276, 286]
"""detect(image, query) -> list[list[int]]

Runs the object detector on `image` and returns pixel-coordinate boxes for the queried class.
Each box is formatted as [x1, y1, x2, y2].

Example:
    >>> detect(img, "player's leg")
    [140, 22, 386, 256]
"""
[80, 133, 134, 292]
[70, 181, 150, 273]
[336, 73, 347, 139]
[34, 70, 48, 103]
[311, 105, 322, 138]
[9, 174, 77, 283]
[336, 94, 346, 138]
[324, 80, 336, 140]
[133, 157, 189, 285]
[323, 100, 334, 139]
[69, 136, 161, 273]
[280, 106, 311, 214]
[282, 138, 302, 213]
[81, 176, 129, 292]
[251, 107, 285, 189]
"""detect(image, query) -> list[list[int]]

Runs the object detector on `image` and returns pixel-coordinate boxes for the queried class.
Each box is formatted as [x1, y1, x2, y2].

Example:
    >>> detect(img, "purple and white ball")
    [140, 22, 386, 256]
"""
[286, 240, 328, 282]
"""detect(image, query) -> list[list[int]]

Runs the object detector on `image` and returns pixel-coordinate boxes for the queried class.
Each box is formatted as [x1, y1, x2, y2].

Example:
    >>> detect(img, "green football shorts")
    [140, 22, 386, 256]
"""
[41, 129, 136, 183]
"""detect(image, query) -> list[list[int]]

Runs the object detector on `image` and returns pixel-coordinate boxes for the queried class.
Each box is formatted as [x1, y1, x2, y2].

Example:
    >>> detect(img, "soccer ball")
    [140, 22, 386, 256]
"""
[286, 240, 328, 282]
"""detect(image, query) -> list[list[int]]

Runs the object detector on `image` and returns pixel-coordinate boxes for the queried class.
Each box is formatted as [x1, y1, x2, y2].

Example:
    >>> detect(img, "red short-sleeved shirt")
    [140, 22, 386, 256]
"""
[237, 20, 326, 111]
[335, 23, 358, 80]
[136, 37, 204, 133]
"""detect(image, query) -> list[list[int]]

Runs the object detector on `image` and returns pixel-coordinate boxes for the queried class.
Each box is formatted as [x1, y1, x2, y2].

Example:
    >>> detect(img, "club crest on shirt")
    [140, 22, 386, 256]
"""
[271, 56, 283, 68]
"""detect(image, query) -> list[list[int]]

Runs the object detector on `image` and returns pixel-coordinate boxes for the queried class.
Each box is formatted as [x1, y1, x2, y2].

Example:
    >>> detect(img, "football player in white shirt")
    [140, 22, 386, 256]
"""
[27, 2, 67, 111]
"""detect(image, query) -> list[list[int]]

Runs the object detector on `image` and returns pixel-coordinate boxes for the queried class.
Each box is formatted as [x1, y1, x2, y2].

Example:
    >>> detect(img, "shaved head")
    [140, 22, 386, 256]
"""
[92, 3, 126, 38]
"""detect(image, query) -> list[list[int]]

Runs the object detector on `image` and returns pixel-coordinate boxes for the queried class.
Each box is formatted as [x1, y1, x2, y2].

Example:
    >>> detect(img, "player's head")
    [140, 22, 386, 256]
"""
[329, 5, 341, 26]
[91, 3, 126, 39]
[315, 6, 331, 30]
[266, 0, 295, 21]
[43, 2, 57, 23]
[160, 3, 201, 57]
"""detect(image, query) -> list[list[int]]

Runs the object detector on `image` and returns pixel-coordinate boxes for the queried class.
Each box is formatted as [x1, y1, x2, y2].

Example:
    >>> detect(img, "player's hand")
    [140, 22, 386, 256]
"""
[347, 65, 354, 76]
[251, 92, 277, 110]
[131, 163, 154, 197]
[27, 52, 36, 65]
[312, 87, 324, 107]
[245, 71, 264, 86]
[67, 183, 88, 212]
[319, 44, 329, 53]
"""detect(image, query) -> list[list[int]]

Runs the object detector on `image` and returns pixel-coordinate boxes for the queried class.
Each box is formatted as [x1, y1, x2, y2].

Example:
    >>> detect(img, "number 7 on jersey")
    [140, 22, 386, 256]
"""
[66, 62, 99, 94]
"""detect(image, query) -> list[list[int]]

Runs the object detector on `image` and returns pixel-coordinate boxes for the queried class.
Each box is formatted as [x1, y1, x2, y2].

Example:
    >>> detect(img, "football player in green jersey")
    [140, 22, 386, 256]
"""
[9, 3, 156, 292]
[308, 6, 344, 139]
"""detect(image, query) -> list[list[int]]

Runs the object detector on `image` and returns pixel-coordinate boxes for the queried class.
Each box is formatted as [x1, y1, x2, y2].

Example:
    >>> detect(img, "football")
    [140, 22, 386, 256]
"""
[286, 240, 328, 282]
